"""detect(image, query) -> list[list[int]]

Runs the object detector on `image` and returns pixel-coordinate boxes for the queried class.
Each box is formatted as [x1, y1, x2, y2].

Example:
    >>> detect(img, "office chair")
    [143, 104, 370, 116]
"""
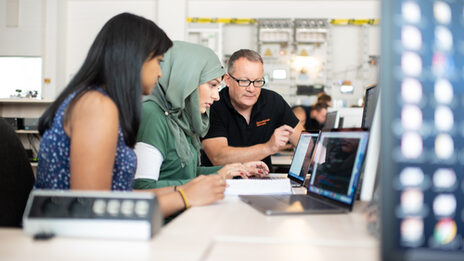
[0, 118, 35, 227]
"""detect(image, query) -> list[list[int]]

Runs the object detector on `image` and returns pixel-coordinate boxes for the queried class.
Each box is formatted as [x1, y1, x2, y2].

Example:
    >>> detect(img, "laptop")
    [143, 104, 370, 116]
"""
[264, 131, 320, 187]
[240, 131, 369, 215]
[285, 131, 320, 186]
[323, 111, 338, 131]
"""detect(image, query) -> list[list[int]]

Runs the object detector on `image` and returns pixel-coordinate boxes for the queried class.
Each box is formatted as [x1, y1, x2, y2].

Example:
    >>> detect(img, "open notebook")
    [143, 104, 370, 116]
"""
[225, 179, 292, 196]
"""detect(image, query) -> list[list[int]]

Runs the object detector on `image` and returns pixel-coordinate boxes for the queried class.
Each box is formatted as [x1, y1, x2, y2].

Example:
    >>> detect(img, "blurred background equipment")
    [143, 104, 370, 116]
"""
[381, 0, 464, 260]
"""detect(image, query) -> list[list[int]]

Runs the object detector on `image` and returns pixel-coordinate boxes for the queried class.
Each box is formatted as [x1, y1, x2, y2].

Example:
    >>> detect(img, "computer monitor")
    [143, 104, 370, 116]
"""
[322, 111, 338, 130]
[335, 108, 363, 128]
[381, 1, 464, 260]
[361, 84, 379, 129]
[309, 131, 369, 206]
[360, 95, 380, 201]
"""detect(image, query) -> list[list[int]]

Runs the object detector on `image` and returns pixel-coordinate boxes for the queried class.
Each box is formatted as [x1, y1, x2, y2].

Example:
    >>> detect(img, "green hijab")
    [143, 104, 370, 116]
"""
[145, 41, 225, 167]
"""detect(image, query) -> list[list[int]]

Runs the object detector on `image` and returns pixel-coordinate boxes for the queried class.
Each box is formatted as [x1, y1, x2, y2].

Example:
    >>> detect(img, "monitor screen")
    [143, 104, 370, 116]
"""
[323, 111, 338, 130]
[288, 132, 319, 182]
[361, 85, 379, 129]
[336, 108, 363, 128]
[308, 131, 369, 205]
[0, 56, 42, 98]
[381, 1, 464, 260]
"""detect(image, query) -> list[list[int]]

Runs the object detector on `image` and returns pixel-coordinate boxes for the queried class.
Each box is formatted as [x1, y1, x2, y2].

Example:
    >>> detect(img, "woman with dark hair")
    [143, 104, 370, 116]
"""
[35, 13, 226, 217]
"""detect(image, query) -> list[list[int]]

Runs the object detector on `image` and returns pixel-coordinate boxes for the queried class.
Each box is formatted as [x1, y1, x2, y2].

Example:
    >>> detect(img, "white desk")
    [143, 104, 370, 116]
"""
[0, 197, 379, 261]
[271, 155, 293, 166]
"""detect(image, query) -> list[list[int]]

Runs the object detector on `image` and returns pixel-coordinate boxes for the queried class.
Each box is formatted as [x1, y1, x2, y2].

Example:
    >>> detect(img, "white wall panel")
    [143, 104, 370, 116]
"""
[0, 0, 380, 103]
[158, 0, 186, 40]
[65, 0, 157, 85]
[188, 0, 380, 18]
[0, 0, 42, 55]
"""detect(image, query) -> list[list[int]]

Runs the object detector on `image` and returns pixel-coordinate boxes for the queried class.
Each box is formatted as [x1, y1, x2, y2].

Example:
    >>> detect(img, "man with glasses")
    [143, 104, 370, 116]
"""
[201, 49, 304, 169]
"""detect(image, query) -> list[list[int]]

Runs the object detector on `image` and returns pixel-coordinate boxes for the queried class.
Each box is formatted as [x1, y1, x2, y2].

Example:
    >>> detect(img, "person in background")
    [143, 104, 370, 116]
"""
[0, 118, 34, 227]
[292, 92, 331, 131]
[201, 49, 304, 169]
[302, 102, 328, 131]
[35, 13, 226, 218]
[134, 41, 269, 190]
[317, 92, 332, 107]
[291, 106, 307, 130]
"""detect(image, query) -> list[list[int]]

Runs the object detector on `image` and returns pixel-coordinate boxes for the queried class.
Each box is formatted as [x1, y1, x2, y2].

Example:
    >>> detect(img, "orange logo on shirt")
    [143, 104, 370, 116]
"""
[256, 118, 270, 127]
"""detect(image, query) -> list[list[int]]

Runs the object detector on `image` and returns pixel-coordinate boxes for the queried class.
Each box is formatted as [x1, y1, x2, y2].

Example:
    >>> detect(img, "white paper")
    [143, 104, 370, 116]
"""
[225, 179, 292, 196]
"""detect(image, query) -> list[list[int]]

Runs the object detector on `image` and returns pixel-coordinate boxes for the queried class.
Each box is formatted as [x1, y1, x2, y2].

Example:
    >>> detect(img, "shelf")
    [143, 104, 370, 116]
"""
[0, 98, 53, 104]
[187, 29, 220, 33]
[296, 40, 326, 44]
[0, 99, 52, 118]
[296, 28, 328, 33]
[15, 130, 39, 134]
[258, 41, 291, 44]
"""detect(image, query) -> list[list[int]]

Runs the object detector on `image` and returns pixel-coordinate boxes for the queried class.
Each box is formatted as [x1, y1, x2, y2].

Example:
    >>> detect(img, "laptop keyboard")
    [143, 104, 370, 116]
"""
[250, 176, 283, 180]
[251, 176, 302, 186]
[272, 195, 338, 210]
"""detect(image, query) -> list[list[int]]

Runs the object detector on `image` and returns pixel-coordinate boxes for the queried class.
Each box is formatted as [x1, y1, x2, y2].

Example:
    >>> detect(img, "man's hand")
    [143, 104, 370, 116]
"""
[266, 125, 294, 154]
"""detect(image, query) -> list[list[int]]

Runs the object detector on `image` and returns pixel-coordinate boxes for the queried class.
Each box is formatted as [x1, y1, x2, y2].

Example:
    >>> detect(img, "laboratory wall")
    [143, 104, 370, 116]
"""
[0, 0, 380, 106]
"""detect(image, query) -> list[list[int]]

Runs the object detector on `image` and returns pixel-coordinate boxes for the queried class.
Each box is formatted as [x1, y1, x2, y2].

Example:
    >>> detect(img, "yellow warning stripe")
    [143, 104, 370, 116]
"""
[186, 17, 257, 24]
[186, 17, 378, 25]
[368, 19, 380, 25]
[330, 19, 349, 25]
[330, 19, 379, 25]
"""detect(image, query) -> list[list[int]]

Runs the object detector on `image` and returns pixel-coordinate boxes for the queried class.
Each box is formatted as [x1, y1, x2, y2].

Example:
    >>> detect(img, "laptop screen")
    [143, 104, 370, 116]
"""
[323, 111, 338, 130]
[361, 85, 379, 129]
[287, 132, 319, 182]
[308, 131, 369, 205]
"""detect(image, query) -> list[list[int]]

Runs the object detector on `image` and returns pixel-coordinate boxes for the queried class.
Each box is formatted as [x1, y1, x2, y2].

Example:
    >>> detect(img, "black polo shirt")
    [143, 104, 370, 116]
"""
[201, 87, 299, 168]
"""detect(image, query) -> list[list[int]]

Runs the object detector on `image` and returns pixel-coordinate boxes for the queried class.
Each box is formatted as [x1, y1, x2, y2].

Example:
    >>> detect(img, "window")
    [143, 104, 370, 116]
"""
[0, 56, 42, 98]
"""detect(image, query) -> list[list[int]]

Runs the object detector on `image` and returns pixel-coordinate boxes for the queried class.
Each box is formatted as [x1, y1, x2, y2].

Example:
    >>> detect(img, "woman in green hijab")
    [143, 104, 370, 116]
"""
[134, 41, 269, 193]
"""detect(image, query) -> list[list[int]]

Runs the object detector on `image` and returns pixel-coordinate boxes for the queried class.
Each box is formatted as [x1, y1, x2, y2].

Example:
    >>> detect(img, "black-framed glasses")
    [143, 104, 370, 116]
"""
[228, 74, 265, 88]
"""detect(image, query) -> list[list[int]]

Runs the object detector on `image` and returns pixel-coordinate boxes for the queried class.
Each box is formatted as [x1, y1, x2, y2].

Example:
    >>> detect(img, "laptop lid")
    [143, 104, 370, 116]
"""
[307, 131, 369, 209]
[323, 111, 338, 130]
[361, 84, 379, 130]
[287, 131, 320, 184]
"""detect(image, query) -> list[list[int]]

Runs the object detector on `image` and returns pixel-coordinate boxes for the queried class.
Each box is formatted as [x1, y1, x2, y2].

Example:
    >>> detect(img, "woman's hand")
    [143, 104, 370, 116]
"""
[180, 175, 226, 206]
[243, 161, 269, 177]
[217, 163, 249, 179]
[217, 161, 270, 179]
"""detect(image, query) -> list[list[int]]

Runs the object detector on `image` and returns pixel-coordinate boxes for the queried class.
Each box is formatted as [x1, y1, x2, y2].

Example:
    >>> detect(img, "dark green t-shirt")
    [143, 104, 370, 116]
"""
[134, 100, 221, 189]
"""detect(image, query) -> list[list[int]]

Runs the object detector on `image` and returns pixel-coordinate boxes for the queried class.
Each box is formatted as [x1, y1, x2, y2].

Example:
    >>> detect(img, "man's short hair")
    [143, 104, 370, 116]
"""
[312, 102, 328, 112]
[227, 49, 263, 74]
[317, 93, 332, 104]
